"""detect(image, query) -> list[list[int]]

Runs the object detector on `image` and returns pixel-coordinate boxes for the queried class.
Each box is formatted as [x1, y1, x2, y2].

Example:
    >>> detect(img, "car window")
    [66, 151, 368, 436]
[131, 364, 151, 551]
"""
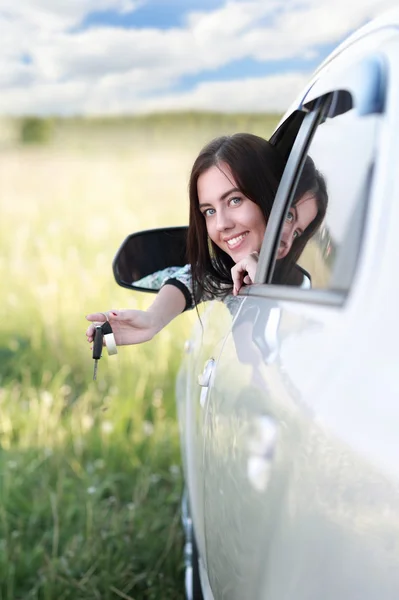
[269, 92, 381, 291]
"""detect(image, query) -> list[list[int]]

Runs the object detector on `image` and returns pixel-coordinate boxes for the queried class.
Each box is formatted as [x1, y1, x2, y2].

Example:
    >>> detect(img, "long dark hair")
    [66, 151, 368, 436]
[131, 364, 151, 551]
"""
[187, 133, 286, 301]
[272, 155, 328, 286]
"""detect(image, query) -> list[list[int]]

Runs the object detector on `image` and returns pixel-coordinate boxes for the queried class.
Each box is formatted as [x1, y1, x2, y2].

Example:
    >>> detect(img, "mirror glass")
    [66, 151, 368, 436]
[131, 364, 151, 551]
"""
[113, 226, 188, 293]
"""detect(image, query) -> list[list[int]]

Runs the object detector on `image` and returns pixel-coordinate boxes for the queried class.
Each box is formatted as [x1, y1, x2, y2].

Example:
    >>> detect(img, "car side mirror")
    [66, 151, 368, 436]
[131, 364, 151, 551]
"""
[112, 226, 188, 293]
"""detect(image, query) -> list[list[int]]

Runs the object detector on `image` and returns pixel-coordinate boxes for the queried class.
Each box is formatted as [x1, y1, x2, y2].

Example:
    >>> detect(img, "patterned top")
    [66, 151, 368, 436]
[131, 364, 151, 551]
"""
[134, 265, 196, 310]
[134, 265, 192, 292]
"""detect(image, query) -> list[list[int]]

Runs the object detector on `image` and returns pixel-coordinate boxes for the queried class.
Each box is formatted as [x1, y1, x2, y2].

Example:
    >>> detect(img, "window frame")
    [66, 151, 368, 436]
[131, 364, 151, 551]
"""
[251, 92, 382, 308]
[254, 95, 329, 285]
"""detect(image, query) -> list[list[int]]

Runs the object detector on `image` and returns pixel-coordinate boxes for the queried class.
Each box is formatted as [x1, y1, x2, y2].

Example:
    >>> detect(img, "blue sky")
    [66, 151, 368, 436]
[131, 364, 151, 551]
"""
[79, 0, 227, 30]
[0, 0, 396, 115]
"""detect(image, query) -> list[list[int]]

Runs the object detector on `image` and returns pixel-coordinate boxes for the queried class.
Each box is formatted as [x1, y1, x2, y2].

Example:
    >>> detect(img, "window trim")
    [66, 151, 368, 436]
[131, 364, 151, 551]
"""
[242, 283, 345, 308]
[255, 96, 329, 286]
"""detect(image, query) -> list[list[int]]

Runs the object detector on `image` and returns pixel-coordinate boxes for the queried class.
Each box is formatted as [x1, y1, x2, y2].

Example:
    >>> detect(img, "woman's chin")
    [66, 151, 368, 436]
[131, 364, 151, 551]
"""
[229, 244, 260, 263]
[230, 249, 250, 263]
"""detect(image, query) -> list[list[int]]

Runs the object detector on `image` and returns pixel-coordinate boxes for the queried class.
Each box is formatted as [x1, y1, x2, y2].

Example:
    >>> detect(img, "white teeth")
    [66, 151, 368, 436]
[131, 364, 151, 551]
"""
[227, 232, 248, 247]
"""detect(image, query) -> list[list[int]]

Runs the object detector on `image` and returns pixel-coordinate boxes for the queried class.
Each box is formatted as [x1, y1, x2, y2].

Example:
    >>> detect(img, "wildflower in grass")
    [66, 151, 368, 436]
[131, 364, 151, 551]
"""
[87, 486, 96, 495]
[143, 420, 154, 436]
[60, 384, 71, 397]
[101, 420, 113, 434]
[82, 414, 94, 431]
[40, 390, 53, 407]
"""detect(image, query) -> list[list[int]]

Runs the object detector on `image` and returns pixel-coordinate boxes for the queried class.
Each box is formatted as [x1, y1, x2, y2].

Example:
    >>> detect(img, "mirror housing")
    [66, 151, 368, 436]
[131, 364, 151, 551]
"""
[112, 226, 188, 293]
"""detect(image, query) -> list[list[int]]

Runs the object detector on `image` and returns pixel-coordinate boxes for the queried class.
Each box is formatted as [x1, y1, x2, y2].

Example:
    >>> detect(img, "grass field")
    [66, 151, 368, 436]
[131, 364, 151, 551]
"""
[0, 113, 278, 599]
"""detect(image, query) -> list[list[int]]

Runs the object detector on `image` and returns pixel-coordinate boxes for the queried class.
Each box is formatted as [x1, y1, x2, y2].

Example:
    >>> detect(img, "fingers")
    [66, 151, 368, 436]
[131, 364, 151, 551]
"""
[85, 309, 135, 345]
[85, 308, 148, 349]
[86, 323, 99, 343]
[85, 310, 117, 343]
[231, 262, 246, 296]
[231, 252, 259, 296]
[85, 311, 114, 323]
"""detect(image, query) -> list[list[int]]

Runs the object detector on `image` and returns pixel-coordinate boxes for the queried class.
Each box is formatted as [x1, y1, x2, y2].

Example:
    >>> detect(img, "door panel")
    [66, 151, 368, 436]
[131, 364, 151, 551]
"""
[203, 290, 399, 600]
[202, 296, 307, 600]
[253, 294, 399, 600]
[179, 300, 238, 569]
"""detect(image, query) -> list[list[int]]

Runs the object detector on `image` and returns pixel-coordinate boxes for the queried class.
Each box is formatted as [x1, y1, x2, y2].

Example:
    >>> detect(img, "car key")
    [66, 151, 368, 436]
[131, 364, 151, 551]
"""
[92, 325, 104, 380]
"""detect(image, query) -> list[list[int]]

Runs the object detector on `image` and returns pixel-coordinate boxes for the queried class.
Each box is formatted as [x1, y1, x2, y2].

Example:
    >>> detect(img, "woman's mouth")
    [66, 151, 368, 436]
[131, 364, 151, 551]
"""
[225, 231, 249, 250]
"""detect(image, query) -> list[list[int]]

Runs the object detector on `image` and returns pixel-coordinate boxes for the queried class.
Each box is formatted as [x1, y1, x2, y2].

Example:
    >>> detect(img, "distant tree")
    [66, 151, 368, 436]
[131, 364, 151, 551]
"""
[20, 117, 54, 144]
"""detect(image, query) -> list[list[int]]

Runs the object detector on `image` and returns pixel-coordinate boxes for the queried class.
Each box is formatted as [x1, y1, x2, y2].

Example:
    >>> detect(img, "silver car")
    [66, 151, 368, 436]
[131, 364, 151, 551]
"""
[113, 10, 399, 600]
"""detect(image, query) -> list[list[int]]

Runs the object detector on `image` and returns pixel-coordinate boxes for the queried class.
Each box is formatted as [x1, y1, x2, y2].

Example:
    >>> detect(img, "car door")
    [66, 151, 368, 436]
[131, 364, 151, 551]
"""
[178, 298, 237, 576]
[201, 29, 399, 600]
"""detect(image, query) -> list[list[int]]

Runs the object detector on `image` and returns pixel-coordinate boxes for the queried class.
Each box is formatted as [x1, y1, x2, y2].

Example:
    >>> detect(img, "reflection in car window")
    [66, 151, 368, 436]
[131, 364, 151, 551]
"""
[271, 97, 380, 291]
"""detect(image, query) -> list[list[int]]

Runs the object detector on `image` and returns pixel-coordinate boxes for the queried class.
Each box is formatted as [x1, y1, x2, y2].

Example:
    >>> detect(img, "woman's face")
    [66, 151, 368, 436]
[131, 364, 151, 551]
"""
[197, 162, 266, 263]
[277, 192, 318, 259]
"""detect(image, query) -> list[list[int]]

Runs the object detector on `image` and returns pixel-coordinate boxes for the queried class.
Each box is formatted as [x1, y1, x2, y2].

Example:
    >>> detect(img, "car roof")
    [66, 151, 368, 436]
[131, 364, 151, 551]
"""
[275, 8, 399, 129]
[313, 7, 399, 76]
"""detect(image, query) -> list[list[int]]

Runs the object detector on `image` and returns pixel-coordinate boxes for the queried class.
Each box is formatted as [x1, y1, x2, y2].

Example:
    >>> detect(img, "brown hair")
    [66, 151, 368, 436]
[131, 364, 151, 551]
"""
[187, 133, 286, 301]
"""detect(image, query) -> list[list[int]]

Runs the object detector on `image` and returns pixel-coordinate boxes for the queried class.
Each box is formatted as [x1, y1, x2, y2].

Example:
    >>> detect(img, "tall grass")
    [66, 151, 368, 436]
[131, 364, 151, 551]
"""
[0, 113, 278, 599]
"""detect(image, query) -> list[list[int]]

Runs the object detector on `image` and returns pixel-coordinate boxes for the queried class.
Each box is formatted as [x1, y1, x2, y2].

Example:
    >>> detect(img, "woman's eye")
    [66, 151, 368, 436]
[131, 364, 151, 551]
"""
[286, 210, 294, 223]
[293, 230, 300, 240]
[204, 208, 216, 217]
[229, 196, 242, 207]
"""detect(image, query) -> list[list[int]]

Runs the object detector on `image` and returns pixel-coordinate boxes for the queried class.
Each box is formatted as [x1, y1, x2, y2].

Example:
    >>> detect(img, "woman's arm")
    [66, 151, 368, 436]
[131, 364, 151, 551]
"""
[85, 283, 187, 347]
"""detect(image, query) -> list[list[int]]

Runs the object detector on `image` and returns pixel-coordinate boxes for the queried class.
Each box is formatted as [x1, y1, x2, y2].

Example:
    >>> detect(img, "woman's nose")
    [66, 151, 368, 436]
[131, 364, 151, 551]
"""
[280, 227, 294, 253]
[216, 209, 233, 231]
[283, 232, 295, 253]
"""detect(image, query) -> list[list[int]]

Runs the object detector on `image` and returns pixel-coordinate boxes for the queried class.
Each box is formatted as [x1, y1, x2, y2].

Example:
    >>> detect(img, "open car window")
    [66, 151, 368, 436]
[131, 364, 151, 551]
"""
[268, 90, 381, 293]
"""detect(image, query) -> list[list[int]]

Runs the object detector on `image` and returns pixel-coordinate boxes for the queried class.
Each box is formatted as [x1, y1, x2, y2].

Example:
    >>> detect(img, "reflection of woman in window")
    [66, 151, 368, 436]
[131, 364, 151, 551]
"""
[272, 155, 328, 287]
[86, 136, 327, 347]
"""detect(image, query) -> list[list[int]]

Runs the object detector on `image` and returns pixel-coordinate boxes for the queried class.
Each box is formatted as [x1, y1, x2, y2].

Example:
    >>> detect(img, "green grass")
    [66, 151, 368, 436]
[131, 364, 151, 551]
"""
[0, 112, 279, 599]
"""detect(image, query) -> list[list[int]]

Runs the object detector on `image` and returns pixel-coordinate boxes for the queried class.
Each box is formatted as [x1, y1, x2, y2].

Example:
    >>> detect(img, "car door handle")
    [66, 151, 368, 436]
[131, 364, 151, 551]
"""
[198, 358, 215, 387]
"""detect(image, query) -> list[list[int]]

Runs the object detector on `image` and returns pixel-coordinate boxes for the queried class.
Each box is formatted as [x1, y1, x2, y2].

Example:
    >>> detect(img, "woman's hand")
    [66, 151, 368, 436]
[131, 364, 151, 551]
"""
[86, 283, 187, 349]
[86, 309, 164, 346]
[231, 251, 259, 296]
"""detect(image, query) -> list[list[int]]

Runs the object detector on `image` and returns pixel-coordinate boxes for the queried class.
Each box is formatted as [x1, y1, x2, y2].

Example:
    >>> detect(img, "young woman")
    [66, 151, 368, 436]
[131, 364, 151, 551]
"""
[86, 133, 327, 347]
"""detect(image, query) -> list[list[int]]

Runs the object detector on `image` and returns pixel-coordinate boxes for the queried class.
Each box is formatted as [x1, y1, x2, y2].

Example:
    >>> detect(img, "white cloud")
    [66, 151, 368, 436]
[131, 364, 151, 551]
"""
[0, 0, 142, 30]
[0, 0, 397, 115]
[133, 72, 311, 114]
[0, 71, 309, 115]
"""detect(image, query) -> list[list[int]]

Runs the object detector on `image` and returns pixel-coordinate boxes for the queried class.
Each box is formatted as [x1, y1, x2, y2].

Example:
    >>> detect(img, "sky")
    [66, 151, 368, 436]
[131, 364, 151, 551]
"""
[0, 0, 397, 116]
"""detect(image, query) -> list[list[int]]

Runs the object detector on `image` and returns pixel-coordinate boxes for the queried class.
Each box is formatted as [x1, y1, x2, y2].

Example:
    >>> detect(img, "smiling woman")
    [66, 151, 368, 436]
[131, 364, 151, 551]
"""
[187, 133, 284, 300]
[85, 132, 327, 347]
